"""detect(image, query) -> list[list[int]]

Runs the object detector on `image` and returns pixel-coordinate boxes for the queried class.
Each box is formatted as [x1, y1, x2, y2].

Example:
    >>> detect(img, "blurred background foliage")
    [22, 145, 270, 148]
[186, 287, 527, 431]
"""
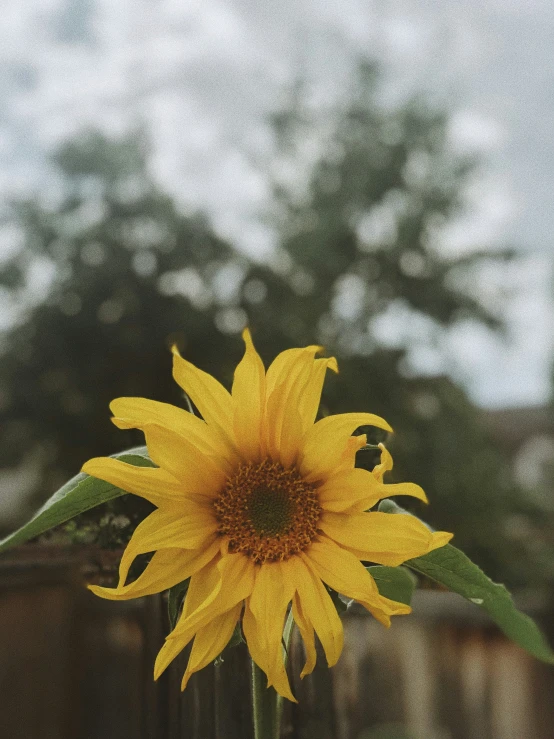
[0, 60, 550, 588]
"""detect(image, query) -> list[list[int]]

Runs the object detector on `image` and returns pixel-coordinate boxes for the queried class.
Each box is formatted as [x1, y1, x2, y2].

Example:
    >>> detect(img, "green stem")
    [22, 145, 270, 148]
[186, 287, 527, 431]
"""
[251, 661, 280, 739]
[251, 609, 295, 739]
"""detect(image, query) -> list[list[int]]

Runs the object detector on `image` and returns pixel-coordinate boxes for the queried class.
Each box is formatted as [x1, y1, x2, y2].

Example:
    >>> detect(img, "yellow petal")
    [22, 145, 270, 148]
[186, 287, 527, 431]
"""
[155, 553, 255, 679]
[248, 562, 295, 641]
[361, 592, 414, 628]
[376, 482, 428, 506]
[367, 446, 428, 506]
[280, 355, 338, 468]
[305, 537, 380, 598]
[372, 443, 393, 482]
[265, 346, 329, 464]
[300, 413, 392, 481]
[232, 328, 266, 461]
[276, 399, 305, 468]
[181, 556, 222, 619]
[182, 553, 255, 623]
[243, 606, 296, 702]
[141, 422, 225, 496]
[289, 557, 343, 668]
[305, 538, 411, 627]
[291, 593, 317, 678]
[265, 345, 322, 397]
[320, 511, 453, 566]
[242, 602, 267, 681]
[319, 468, 428, 514]
[181, 603, 242, 690]
[110, 396, 233, 464]
[338, 434, 369, 473]
[172, 345, 237, 452]
[297, 355, 338, 431]
[244, 560, 296, 701]
[82, 456, 183, 508]
[154, 557, 226, 679]
[318, 467, 382, 513]
[115, 508, 217, 588]
[89, 539, 220, 601]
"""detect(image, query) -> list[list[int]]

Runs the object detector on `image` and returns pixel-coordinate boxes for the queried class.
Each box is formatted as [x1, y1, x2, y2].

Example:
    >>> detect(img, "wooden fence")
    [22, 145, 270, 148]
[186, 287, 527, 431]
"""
[1, 546, 553, 739]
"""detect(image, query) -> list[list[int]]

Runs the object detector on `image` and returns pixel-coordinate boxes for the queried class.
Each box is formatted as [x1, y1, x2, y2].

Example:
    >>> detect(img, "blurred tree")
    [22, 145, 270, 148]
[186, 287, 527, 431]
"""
[0, 130, 246, 527]
[244, 61, 544, 585]
[254, 62, 510, 346]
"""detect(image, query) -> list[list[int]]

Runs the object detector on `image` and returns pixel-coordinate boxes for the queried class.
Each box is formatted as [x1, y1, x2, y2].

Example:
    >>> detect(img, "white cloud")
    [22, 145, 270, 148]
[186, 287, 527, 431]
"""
[0, 0, 553, 407]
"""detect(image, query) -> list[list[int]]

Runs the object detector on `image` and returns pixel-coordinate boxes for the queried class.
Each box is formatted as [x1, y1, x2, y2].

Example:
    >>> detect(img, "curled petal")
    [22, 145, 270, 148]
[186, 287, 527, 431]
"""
[318, 467, 381, 513]
[372, 443, 393, 482]
[301, 413, 391, 482]
[320, 468, 428, 514]
[376, 482, 428, 506]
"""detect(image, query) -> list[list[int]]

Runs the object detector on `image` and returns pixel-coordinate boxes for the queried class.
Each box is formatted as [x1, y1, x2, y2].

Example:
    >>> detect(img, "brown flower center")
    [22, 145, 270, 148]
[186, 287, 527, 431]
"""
[213, 459, 321, 564]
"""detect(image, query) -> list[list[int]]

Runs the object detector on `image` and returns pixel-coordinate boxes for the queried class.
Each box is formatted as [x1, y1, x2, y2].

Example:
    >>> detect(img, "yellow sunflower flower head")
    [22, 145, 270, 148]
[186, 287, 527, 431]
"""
[83, 329, 452, 701]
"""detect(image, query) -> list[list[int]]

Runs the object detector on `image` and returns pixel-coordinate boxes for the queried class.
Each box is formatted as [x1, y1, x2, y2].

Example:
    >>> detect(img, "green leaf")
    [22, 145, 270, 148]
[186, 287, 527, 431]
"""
[378, 499, 434, 529]
[167, 577, 190, 630]
[406, 544, 554, 664]
[0, 446, 154, 554]
[367, 565, 417, 606]
[378, 499, 411, 516]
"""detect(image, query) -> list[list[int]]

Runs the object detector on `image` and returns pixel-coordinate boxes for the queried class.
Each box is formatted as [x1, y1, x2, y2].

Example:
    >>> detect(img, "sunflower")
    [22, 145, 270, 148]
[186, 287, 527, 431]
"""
[84, 330, 452, 700]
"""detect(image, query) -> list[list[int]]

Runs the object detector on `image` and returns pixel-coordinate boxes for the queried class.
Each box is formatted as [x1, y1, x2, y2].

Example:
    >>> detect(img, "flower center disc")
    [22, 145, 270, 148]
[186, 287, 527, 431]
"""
[213, 459, 321, 564]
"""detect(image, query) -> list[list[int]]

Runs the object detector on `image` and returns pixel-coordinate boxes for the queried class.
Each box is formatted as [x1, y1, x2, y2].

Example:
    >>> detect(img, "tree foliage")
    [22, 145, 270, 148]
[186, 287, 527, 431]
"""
[0, 130, 246, 517]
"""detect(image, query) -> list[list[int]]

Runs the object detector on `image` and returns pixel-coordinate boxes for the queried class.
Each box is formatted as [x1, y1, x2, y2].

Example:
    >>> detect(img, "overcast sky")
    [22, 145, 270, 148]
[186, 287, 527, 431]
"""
[0, 0, 553, 408]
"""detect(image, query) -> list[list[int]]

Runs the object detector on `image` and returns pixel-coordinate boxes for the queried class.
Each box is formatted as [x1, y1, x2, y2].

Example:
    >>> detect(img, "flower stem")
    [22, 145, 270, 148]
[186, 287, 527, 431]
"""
[251, 661, 280, 739]
[251, 609, 295, 739]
